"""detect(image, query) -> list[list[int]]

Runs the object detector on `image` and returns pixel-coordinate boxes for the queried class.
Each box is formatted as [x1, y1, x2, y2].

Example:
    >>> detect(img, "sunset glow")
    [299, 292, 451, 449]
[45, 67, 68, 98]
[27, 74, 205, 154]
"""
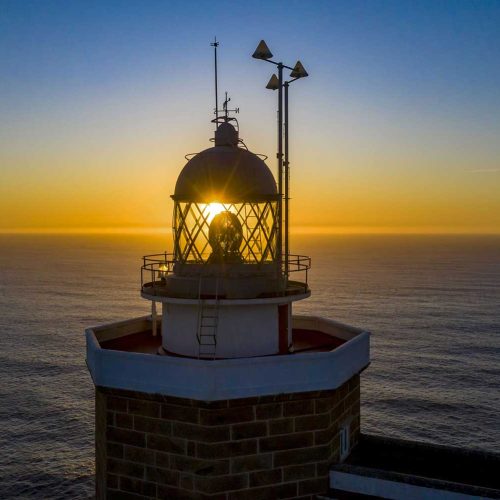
[1, 2, 499, 234]
[205, 203, 226, 223]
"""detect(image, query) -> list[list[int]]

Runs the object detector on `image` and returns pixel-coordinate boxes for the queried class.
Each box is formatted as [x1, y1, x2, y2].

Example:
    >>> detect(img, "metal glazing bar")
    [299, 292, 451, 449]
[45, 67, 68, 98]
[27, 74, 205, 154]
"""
[183, 204, 212, 262]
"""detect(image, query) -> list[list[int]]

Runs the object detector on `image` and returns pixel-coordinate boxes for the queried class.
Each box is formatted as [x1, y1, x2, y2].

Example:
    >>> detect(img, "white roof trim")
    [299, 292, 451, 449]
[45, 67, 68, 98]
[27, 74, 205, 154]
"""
[86, 315, 370, 401]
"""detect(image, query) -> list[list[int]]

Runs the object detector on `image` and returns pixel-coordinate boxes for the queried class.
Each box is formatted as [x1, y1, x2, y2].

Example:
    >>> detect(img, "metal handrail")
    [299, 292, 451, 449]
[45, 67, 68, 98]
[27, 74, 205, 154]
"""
[141, 252, 311, 296]
[286, 254, 311, 273]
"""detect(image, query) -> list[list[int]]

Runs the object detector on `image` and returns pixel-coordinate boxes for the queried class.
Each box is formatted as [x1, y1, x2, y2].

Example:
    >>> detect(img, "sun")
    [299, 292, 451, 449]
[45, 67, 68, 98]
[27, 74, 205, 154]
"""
[205, 203, 225, 223]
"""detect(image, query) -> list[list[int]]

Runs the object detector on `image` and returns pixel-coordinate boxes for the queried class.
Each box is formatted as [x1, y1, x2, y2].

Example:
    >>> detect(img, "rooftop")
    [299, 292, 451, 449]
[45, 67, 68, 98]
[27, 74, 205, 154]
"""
[330, 434, 500, 499]
[100, 324, 345, 356]
[86, 314, 370, 401]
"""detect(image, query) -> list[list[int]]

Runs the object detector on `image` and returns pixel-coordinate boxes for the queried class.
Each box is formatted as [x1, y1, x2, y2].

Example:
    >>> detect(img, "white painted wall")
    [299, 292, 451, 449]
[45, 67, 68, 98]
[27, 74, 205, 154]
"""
[162, 303, 278, 357]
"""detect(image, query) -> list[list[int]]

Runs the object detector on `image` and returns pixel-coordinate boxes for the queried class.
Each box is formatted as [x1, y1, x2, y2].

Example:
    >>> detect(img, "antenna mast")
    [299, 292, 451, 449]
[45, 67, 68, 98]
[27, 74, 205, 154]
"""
[211, 37, 219, 125]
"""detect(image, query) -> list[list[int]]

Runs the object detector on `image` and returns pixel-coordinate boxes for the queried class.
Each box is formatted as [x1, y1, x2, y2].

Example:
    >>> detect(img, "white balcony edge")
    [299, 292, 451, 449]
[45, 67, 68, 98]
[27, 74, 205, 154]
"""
[85, 315, 370, 401]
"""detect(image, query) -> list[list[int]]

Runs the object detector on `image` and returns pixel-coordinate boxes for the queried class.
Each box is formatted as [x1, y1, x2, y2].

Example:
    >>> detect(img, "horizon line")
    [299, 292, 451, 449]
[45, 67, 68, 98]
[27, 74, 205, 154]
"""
[1, 225, 500, 236]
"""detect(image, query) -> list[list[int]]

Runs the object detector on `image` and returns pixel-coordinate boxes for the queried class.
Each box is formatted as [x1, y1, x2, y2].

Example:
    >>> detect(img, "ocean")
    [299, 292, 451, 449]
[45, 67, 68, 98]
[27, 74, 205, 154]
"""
[0, 233, 499, 498]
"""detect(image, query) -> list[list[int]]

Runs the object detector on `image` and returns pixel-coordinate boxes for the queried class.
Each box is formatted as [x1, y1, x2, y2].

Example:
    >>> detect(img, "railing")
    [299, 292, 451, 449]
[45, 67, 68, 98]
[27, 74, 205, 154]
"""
[286, 254, 311, 294]
[141, 252, 311, 297]
[141, 252, 176, 292]
[286, 254, 311, 273]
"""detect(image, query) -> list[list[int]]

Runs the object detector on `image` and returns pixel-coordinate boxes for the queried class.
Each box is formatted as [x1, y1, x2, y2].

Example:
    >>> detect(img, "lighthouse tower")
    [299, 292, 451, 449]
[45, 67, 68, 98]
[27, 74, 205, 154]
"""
[86, 69, 370, 500]
[143, 119, 308, 360]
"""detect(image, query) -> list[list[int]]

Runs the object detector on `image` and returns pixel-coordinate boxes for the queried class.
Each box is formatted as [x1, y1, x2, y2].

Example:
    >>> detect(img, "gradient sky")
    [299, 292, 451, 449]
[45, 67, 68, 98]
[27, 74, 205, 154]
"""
[1, 0, 499, 233]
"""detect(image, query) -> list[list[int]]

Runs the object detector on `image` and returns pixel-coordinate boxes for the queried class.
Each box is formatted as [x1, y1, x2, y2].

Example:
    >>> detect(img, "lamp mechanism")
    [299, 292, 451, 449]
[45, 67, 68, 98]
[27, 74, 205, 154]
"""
[208, 211, 244, 263]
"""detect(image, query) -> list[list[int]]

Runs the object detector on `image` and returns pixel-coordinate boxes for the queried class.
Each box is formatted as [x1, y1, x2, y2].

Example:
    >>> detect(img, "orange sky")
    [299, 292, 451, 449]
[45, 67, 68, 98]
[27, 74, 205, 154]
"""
[1, 2, 500, 234]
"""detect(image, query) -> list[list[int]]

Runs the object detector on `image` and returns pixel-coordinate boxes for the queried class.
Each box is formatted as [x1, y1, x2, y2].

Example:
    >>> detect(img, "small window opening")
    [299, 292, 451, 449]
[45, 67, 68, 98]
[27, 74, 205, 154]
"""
[339, 422, 350, 461]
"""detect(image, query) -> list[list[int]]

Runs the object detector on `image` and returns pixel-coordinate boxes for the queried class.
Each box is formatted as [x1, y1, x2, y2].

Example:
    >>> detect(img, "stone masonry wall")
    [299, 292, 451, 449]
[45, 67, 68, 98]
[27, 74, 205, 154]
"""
[95, 374, 360, 499]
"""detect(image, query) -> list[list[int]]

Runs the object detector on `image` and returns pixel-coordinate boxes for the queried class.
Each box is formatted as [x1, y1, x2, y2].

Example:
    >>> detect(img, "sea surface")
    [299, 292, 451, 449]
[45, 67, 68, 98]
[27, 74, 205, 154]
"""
[0, 234, 499, 498]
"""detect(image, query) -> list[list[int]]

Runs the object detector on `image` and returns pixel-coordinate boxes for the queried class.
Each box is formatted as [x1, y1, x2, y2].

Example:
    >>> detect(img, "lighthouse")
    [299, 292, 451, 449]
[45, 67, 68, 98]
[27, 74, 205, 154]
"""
[143, 118, 309, 360]
[86, 46, 370, 500]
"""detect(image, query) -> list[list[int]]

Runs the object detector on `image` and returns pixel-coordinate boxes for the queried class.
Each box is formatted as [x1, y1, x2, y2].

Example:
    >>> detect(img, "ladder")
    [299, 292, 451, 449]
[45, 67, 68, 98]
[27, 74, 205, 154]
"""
[196, 277, 220, 359]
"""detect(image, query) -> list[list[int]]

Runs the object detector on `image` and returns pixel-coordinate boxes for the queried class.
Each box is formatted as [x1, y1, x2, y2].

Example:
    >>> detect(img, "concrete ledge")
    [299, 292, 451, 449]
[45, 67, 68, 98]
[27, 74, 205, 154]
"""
[330, 434, 500, 500]
[86, 315, 370, 401]
[330, 468, 500, 500]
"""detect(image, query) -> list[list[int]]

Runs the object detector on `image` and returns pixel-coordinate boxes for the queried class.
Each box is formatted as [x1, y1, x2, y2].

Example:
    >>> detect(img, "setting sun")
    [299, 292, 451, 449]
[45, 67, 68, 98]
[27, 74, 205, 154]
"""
[204, 203, 226, 223]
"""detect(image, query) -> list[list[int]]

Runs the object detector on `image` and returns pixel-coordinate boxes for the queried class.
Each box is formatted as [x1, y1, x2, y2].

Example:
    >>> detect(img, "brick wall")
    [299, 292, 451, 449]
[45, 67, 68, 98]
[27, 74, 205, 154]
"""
[95, 375, 360, 499]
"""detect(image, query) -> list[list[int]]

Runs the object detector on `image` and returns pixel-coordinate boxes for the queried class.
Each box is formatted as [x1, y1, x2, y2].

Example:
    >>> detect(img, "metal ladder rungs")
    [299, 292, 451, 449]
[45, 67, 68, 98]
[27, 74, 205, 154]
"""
[197, 333, 216, 342]
[197, 277, 220, 358]
[199, 345, 216, 351]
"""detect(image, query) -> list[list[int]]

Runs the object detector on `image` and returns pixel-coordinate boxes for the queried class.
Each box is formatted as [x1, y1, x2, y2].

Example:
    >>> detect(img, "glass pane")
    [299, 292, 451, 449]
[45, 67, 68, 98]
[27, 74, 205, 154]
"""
[173, 202, 277, 264]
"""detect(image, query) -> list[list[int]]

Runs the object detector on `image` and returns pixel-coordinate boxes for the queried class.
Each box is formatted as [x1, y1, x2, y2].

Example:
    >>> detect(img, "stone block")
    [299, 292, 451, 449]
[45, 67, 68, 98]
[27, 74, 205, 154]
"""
[268, 418, 294, 435]
[232, 421, 267, 440]
[107, 442, 123, 459]
[274, 444, 330, 467]
[255, 403, 282, 419]
[231, 453, 273, 473]
[199, 406, 255, 426]
[283, 399, 315, 417]
[147, 434, 186, 454]
[116, 412, 134, 429]
[169, 455, 229, 476]
[197, 439, 258, 459]
[119, 476, 157, 497]
[180, 473, 194, 491]
[128, 399, 161, 418]
[228, 482, 298, 499]
[157, 485, 227, 499]
[107, 396, 128, 412]
[134, 415, 172, 435]
[123, 445, 156, 465]
[145, 466, 180, 486]
[283, 463, 316, 482]
[173, 422, 230, 442]
[314, 395, 339, 414]
[259, 432, 314, 452]
[161, 403, 200, 423]
[107, 474, 119, 489]
[108, 427, 146, 448]
[107, 490, 151, 500]
[107, 458, 145, 479]
[294, 413, 330, 432]
[298, 476, 329, 495]
[194, 473, 248, 494]
[155, 451, 170, 469]
[249, 468, 282, 487]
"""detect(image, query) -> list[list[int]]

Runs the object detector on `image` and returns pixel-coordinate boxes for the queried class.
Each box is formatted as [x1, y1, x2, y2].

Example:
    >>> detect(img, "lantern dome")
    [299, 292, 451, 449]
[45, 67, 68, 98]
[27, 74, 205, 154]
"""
[172, 123, 277, 203]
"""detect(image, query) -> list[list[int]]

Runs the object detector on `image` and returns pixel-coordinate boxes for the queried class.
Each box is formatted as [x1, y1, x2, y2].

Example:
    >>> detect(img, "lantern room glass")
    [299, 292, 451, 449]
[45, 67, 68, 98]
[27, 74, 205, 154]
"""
[173, 201, 278, 264]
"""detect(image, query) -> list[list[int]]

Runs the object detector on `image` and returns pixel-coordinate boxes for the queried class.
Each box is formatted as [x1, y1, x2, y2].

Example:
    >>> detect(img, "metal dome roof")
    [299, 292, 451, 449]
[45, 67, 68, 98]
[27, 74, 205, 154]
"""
[173, 131, 278, 203]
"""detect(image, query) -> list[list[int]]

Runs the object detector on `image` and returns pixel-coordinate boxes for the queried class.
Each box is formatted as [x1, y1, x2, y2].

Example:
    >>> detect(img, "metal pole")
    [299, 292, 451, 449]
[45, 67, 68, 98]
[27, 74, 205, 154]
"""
[211, 38, 219, 125]
[277, 63, 283, 278]
[152, 300, 157, 337]
[284, 81, 289, 281]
